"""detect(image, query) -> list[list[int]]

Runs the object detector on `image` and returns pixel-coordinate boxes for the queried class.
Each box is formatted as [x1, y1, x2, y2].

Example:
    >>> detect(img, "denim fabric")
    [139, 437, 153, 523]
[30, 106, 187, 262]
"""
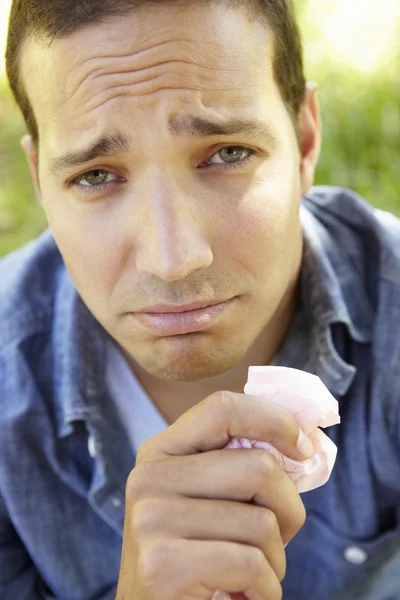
[0, 187, 400, 600]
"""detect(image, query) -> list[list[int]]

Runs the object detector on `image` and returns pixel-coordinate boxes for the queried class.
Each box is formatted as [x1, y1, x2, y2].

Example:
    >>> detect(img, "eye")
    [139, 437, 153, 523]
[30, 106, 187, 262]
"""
[67, 169, 126, 197]
[208, 147, 251, 164]
[201, 146, 257, 170]
[71, 169, 118, 187]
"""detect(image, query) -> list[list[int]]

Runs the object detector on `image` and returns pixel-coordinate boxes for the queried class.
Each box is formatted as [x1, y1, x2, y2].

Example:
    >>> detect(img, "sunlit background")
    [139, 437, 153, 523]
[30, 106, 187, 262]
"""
[302, 0, 400, 74]
[1, 0, 399, 256]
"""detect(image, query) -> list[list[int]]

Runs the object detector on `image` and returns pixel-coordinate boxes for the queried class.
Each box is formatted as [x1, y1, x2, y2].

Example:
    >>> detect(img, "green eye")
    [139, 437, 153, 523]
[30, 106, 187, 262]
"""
[75, 170, 117, 187]
[209, 147, 252, 164]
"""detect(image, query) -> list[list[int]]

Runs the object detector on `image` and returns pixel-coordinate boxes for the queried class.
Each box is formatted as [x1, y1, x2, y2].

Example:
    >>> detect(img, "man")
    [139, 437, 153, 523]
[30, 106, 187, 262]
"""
[1, 0, 400, 598]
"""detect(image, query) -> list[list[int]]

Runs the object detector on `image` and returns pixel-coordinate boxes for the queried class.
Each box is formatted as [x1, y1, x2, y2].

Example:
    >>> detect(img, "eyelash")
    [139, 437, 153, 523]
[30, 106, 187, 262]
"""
[67, 146, 258, 196]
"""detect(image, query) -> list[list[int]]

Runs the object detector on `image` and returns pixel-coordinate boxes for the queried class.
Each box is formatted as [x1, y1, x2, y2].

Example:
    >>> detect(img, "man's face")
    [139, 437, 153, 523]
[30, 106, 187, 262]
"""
[21, 2, 319, 382]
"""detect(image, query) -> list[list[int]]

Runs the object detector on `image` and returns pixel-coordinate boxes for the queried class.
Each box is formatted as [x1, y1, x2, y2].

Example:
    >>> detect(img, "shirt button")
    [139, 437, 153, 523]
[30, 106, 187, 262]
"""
[343, 546, 368, 565]
[88, 436, 96, 459]
[112, 497, 122, 508]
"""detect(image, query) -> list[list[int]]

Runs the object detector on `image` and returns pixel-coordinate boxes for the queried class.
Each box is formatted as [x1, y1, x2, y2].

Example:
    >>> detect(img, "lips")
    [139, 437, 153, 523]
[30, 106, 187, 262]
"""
[136, 299, 227, 314]
[133, 298, 236, 336]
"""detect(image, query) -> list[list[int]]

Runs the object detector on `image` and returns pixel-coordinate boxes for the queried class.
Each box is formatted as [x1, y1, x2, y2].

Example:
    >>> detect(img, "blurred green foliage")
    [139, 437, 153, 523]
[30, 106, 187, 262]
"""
[0, 79, 46, 257]
[313, 71, 400, 216]
[0, 2, 399, 257]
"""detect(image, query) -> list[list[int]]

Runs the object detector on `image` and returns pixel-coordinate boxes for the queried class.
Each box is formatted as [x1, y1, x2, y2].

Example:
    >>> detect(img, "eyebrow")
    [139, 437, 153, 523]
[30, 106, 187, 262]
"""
[50, 114, 277, 177]
[50, 132, 131, 177]
[169, 114, 277, 147]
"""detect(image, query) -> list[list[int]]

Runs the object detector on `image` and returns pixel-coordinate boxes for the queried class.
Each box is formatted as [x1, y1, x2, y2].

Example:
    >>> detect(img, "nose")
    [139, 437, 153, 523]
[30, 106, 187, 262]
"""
[134, 172, 213, 282]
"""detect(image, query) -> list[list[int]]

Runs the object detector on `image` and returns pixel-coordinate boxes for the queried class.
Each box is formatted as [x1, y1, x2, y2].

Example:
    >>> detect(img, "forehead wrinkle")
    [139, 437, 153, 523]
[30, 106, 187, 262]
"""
[73, 68, 246, 117]
[68, 55, 246, 111]
[66, 40, 194, 100]
[87, 58, 243, 83]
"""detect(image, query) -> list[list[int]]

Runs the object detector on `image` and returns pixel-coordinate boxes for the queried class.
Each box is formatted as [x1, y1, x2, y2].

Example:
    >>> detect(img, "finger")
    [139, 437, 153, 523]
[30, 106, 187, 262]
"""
[136, 391, 312, 464]
[139, 538, 282, 600]
[133, 497, 286, 582]
[129, 449, 306, 544]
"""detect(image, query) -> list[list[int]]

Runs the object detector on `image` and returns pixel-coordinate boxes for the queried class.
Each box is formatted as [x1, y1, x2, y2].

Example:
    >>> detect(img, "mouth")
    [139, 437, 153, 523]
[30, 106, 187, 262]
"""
[132, 297, 237, 336]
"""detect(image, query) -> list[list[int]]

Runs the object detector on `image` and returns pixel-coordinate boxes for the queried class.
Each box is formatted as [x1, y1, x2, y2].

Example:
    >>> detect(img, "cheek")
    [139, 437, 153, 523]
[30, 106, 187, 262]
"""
[226, 168, 301, 269]
[45, 199, 123, 298]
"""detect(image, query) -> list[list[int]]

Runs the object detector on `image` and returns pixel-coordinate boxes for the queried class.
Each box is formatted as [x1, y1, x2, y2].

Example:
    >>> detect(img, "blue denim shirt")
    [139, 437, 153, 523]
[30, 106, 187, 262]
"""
[1, 187, 400, 600]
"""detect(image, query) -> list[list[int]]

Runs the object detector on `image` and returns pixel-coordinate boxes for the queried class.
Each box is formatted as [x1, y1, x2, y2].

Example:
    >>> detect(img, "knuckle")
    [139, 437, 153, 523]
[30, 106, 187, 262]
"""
[251, 448, 279, 481]
[135, 434, 165, 467]
[126, 467, 144, 502]
[271, 580, 283, 600]
[261, 570, 283, 600]
[126, 463, 158, 502]
[269, 409, 298, 446]
[132, 499, 161, 537]
[138, 539, 172, 597]
[277, 556, 287, 584]
[135, 443, 146, 465]
[284, 498, 306, 544]
[246, 546, 266, 579]
[208, 389, 237, 416]
[256, 507, 280, 538]
[280, 556, 287, 583]
[135, 439, 153, 465]
[253, 509, 287, 582]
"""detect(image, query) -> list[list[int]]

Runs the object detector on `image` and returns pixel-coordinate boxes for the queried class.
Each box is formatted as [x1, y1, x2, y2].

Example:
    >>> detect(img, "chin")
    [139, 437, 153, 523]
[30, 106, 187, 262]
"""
[137, 336, 246, 382]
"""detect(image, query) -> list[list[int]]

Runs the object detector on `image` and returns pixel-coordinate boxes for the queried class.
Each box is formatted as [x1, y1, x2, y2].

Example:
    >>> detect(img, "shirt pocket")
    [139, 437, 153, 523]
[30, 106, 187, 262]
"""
[283, 511, 400, 600]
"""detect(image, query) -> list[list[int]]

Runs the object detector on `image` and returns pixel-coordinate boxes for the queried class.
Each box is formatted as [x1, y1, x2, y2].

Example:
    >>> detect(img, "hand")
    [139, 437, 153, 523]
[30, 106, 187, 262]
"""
[116, 391, 312, 600]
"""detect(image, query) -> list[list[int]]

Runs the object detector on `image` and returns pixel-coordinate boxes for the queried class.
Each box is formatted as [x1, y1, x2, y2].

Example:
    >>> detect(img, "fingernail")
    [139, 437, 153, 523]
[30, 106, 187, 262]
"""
[296, 428, 314, 459]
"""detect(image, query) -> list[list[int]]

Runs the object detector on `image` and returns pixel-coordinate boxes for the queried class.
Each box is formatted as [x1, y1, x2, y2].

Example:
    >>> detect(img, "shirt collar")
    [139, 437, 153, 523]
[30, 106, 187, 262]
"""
[270, 205, 373, 397]
[52, 270, 109, 438]
[300, 204, 374, 344]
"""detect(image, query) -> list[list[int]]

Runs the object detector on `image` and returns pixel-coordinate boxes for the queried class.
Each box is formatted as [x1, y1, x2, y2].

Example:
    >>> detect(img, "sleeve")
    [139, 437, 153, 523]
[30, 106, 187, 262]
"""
[0, 491, 43, 600]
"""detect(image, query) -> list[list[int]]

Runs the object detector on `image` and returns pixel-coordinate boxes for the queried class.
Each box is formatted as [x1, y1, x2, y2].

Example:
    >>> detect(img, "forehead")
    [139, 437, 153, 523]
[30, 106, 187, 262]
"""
[20, 3, 279, 151]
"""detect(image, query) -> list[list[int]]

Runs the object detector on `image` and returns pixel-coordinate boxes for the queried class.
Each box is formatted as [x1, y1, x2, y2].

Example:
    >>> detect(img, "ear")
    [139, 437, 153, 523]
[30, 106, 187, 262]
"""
[298, 82, 322, 197]
[20, 135, 43, 205]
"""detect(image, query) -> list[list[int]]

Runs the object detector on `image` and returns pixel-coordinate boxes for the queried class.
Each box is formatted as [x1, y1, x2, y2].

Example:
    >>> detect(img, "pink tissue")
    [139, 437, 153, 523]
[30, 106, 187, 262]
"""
[225, 366, 341, 494]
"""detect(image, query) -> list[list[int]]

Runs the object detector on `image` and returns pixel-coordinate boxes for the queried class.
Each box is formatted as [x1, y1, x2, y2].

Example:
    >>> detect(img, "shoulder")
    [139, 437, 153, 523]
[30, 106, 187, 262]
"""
[303, 186, 400, 285]
[0, 231, 67, 443]
[0, 229, 65, 351]
[303, 185, 400, 249]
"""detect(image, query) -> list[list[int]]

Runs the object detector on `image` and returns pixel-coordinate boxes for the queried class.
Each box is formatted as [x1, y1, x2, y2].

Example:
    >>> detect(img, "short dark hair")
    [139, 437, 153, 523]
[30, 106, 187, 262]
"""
[5, 0, 306, 150]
